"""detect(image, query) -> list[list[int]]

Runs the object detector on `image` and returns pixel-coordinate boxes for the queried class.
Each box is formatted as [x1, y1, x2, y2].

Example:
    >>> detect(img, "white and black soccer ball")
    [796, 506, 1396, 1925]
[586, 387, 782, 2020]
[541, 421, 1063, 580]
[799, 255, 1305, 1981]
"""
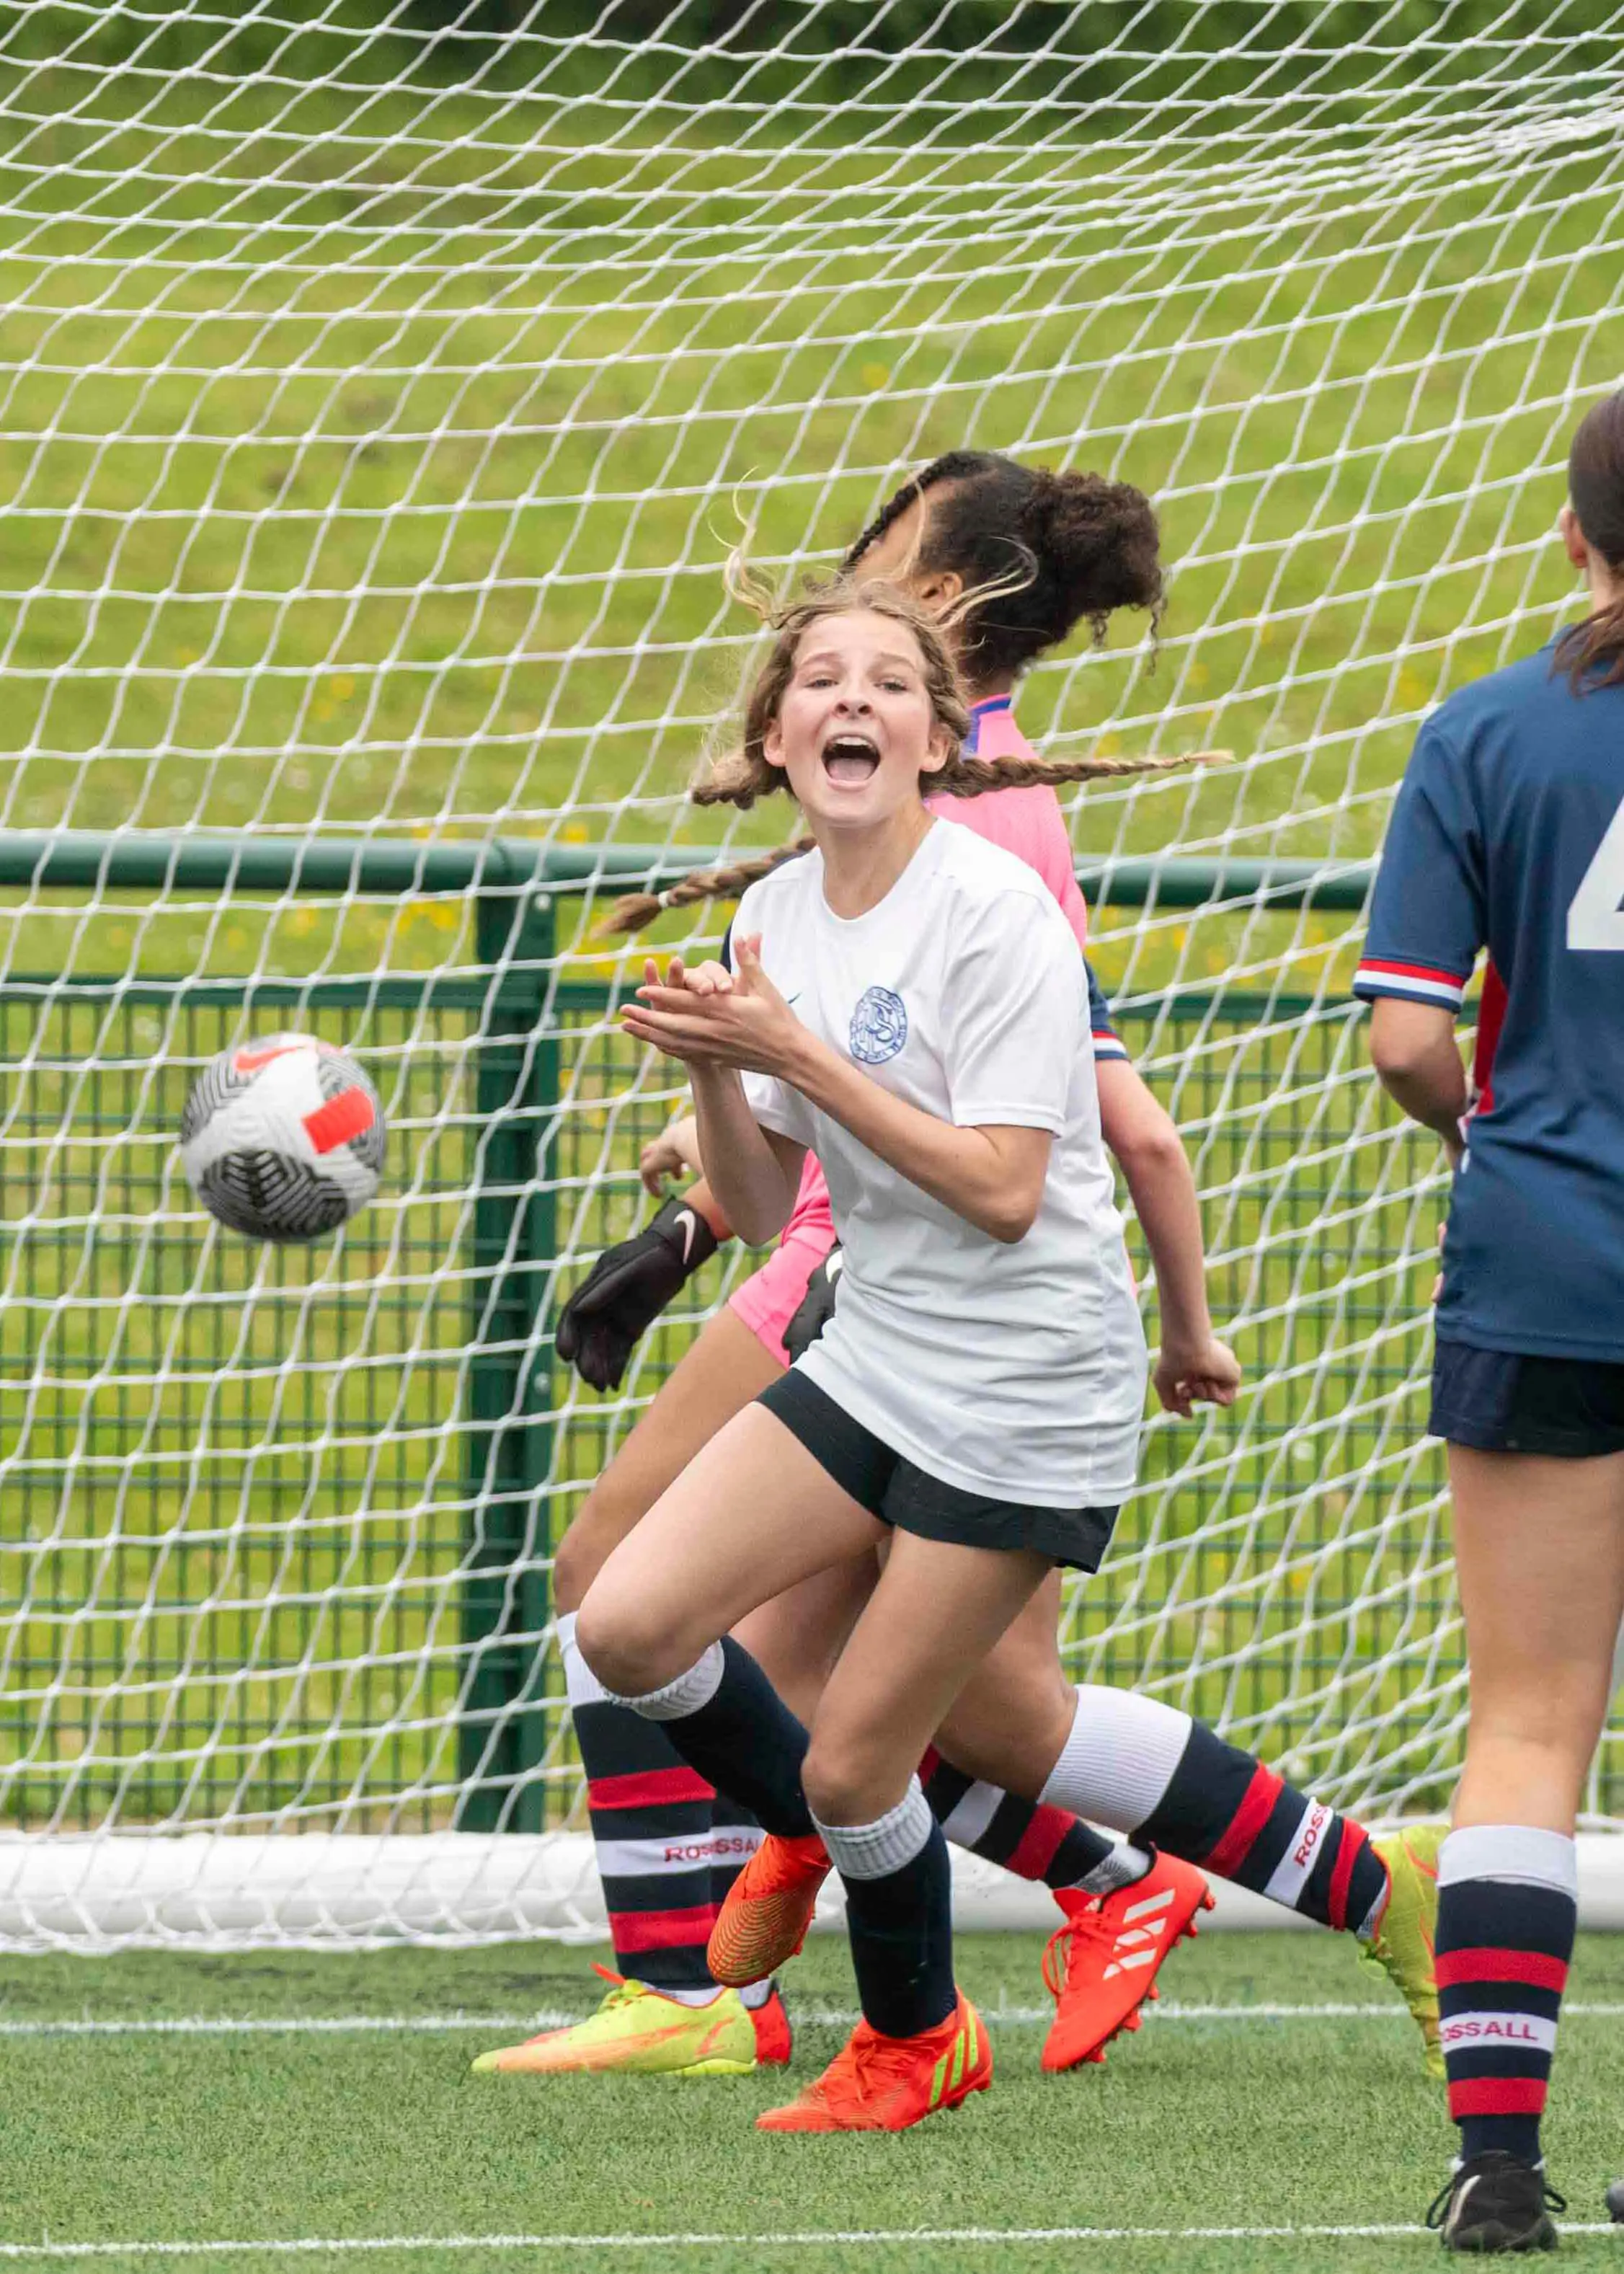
[178, 1033, 386, 1243]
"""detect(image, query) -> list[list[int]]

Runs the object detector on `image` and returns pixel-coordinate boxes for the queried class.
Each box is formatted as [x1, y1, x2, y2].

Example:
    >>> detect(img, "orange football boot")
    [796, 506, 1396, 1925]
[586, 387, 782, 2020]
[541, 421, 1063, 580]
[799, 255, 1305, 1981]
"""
[1039, 1851, 1214, 2072]
[706, 1829, 830, 1987]
[757, 1993, 991, 2133]
[750, 1982, 794, 2066]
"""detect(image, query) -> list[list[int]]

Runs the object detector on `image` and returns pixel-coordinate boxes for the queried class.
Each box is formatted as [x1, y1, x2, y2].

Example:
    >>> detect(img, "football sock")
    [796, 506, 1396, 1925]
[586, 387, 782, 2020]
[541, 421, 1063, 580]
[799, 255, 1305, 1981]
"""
[1039, 1686, 1388, 1933]
[920, 1747, 1151, 1893]
[601, 1634, 817, 1839]
[1437, 1825, 1577, 2166]
[709, 1800, 771, 2009]
[711, 1800, 766, 1911]
[559, 1609, 719, 1995]
[813, 1779, 957, 2038]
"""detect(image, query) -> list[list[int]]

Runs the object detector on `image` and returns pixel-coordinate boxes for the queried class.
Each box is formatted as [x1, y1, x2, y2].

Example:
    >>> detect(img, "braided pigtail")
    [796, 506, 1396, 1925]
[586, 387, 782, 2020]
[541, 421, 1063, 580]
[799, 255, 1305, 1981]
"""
[598, 836, 815, 939]
[935, 745, 1228, 797]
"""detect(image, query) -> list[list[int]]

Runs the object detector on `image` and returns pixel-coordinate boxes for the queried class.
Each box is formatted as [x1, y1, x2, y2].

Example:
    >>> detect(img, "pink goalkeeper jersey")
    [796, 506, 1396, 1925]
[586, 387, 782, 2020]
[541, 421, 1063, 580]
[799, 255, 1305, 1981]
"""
[767, 697, 1088, 1251]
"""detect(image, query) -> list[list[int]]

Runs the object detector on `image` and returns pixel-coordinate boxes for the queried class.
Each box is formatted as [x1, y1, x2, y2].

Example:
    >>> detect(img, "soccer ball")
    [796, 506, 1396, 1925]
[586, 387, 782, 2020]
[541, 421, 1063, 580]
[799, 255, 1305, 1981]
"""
[178, 1033, 386, 1243]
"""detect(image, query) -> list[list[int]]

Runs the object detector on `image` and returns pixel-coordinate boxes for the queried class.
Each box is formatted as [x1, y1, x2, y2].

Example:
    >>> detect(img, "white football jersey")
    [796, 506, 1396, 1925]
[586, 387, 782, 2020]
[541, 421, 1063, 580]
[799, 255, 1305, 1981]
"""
[735, 820, 1146, 1505]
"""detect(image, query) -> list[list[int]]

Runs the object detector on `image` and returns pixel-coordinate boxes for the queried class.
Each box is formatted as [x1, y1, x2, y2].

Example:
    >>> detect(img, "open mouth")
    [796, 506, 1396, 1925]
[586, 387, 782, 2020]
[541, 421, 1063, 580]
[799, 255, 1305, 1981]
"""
[821, 733, 880, 786]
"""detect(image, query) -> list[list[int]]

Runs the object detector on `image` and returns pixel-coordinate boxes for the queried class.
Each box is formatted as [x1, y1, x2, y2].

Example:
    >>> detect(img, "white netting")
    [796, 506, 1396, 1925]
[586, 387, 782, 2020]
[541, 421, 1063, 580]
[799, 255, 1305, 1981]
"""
[1, 0, 1622, 1945]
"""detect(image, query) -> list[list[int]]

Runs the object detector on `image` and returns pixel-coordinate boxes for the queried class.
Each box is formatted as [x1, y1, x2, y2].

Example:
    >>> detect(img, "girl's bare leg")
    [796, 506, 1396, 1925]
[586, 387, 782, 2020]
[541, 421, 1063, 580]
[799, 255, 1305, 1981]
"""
[1450, 1443, 1624, 1832]
[1424, 1445, 1624, 2195]
[577, 1406, 886, 1695]
[802, 1534, 1052, 1825]
[925, 1566, 1078, 1797]
[552, 1306, 783, 1613]
[735, 1559, 879, 1724]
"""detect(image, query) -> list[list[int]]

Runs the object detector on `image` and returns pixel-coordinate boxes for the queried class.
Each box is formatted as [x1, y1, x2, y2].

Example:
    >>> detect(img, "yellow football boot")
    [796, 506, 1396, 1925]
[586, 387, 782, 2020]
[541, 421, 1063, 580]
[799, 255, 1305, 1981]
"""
[471, 1965, 777, 2076]
[1360, 1823, 1445, 2080]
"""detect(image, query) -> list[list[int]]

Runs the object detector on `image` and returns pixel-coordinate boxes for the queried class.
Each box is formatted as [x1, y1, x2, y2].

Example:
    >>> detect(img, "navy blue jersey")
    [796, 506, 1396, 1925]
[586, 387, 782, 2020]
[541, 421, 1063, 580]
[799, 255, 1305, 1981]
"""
[1086, 960, 1129, 1063]
[1354, 639, 1624, 1360]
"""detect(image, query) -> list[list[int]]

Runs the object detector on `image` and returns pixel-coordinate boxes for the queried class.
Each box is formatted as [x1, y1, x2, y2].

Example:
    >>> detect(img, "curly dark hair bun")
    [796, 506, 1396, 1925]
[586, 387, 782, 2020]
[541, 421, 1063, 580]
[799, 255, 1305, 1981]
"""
[1022, 467, 1163, 642]
[846, 449, 1163, 681]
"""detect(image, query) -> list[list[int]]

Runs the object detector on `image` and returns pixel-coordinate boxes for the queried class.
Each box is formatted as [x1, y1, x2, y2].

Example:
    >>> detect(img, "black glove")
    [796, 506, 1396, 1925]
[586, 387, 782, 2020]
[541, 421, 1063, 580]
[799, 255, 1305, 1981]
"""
[782, 1245, 843, 1365]
[556, 1197, 719, 1392]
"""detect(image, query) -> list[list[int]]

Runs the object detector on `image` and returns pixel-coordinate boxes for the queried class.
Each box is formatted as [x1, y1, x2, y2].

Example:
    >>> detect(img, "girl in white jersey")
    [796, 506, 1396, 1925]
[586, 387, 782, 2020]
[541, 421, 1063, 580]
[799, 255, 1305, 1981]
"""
[486, 462, 1440, 2097]
[577, 576, 1138, 2130]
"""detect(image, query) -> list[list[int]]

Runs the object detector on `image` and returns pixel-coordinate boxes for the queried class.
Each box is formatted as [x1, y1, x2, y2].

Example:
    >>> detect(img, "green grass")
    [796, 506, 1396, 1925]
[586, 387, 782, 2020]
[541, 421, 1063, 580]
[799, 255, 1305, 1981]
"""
[4, 1929, 1624, 2272]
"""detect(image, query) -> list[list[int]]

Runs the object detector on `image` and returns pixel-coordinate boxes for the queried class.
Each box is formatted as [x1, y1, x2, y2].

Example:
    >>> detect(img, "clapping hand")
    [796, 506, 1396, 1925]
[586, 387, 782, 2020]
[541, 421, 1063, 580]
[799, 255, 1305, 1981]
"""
[621, 936, 802, 1079]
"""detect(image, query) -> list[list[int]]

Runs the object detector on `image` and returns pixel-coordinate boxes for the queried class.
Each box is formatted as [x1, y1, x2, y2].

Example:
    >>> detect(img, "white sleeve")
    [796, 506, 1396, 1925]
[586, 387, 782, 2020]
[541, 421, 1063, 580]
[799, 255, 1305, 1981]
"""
[732, 875, 816, 1144]
[943, 887, 1084, 1132]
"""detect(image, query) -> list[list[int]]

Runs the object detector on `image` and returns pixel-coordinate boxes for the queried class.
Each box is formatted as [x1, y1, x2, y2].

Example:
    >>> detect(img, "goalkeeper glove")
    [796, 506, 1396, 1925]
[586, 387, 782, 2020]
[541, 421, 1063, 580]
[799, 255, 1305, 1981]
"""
[556, 1196, 720, 1392]
[782, 1245, 843, 1365]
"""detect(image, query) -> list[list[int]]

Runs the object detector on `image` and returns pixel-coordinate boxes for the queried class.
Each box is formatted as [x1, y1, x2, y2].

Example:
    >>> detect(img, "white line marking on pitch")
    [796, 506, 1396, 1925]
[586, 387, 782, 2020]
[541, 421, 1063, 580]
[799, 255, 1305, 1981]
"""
[0, 2225, 1618, 2259]
[5, 2001, 1624, 2040]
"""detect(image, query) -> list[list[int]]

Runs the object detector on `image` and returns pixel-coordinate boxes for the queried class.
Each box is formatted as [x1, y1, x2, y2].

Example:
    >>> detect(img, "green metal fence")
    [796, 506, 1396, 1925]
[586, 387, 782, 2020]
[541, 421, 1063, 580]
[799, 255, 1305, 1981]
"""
[0, 834, 1509, 1840]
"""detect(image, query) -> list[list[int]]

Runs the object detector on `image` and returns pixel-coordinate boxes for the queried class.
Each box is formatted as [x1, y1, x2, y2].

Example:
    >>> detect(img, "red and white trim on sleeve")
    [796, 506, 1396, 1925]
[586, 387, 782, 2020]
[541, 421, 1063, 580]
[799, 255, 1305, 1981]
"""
[1091, 1029, 1130, 1063]
[1352, 957, 1467, 1009]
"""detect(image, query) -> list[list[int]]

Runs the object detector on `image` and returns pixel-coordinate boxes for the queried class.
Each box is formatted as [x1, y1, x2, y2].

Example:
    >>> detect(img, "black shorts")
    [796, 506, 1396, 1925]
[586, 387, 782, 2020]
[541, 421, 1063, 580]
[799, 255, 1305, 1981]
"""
[758, 1368, 1119, 1572]
[1431, 1337, 1624, 1459]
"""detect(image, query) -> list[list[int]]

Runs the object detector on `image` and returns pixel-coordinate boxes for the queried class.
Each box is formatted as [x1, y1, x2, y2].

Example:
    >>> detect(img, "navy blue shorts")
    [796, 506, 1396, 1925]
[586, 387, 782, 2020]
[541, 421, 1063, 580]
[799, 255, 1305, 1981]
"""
[1431, 1337, 1624, 1459]
[758, 1368, 1119, 1572]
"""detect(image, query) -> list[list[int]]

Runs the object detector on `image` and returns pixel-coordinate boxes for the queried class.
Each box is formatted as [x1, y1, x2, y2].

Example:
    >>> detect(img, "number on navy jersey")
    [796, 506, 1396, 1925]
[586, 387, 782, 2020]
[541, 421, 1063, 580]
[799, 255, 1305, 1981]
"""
[1566, 793, 1624, 951]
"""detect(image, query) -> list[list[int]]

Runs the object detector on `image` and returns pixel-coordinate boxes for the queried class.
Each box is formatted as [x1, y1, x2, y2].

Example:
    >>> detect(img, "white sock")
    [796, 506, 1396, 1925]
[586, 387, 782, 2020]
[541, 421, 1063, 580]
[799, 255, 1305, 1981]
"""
[1439, 1824, 1579, 1899]
[1074, 1841, 1156, 1895]
[556, 1610, 607, 1709]
[812, 1779, 933, 1880]
[1039, 1686, 1194, 1832]
[599, 1642, 724, 1721]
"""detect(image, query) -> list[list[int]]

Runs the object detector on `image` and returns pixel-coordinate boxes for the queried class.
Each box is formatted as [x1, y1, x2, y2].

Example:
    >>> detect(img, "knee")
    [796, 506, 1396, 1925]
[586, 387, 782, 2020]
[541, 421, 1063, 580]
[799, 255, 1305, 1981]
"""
[574, 1588, 684, 1701]
[802, 1730, 895, 1828]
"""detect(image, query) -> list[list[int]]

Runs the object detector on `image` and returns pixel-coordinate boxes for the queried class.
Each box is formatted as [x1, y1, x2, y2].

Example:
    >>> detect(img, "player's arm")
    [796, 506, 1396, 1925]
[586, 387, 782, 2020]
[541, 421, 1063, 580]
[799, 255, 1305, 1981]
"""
[554, 1115, 739, 1395]
[687, 1050, 807, 1249]
[639, 1115, 735, 1236]
[1086, 965, 1239, 1415]
[1366, 1000, 1468, 1166]
[1098, 1061, 1240, 1415]
[1354, 715, 1482, 1167]
[625, 934, 1058, 1246]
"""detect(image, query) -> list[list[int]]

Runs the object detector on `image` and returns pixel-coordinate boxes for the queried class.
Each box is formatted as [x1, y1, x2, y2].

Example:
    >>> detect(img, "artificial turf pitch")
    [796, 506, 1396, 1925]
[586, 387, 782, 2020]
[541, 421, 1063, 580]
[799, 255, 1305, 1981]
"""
[5, 1929, 1624, 2273]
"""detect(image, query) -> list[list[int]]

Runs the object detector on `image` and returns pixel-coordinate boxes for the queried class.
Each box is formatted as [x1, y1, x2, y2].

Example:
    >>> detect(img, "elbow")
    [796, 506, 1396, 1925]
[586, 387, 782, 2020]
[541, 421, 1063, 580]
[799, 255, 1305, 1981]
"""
[1367, 1000, 1455, 1092]
[1367, 1030, 1419, 1084]
[980, 1193, 1042, 1245]
[1114, 1121, 1186, 1182]
[1368, 1036, 1434, 1097]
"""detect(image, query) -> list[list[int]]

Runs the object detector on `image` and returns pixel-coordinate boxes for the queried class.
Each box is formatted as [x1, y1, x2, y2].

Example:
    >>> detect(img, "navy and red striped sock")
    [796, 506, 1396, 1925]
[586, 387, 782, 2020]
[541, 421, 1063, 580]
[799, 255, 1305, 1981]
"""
[920, 1748, 1149, 1893]
[559, 1610, 720, 1996]
[1437, 1826, 1578, 2165]
[1039, 1686, 1388, 1932]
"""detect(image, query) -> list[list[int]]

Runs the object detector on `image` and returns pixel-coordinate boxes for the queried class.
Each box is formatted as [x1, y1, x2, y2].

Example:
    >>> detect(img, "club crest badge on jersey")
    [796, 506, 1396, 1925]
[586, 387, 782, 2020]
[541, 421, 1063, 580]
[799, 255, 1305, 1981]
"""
[849, 984, 908, 1065]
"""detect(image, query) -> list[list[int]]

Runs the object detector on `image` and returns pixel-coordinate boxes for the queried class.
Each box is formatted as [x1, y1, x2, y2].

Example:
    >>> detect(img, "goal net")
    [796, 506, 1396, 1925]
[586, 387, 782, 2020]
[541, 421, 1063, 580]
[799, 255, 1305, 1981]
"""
[1, 0, 1622, 1947]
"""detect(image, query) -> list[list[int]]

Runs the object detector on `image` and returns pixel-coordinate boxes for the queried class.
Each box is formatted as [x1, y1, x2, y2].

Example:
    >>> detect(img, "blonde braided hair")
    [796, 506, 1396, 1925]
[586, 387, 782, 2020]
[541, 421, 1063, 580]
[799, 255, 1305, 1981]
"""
[600, 571, 1226, 937]
[600, 837, 814, 939]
